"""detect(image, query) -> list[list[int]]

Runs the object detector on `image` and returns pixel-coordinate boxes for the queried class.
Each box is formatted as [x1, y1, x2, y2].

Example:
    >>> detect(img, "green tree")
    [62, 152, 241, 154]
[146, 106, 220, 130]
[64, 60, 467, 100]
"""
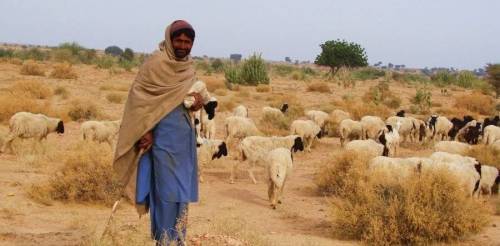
[104, 46, 123, 57]
[121, 48, 134, 61]
[315, 39, 368, 76]
[486, 64, 500, 98]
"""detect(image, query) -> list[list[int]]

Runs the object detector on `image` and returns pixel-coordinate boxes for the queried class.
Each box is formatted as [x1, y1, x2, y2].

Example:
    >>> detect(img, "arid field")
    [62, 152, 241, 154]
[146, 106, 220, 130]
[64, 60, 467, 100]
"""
[0, 55, 499, 246]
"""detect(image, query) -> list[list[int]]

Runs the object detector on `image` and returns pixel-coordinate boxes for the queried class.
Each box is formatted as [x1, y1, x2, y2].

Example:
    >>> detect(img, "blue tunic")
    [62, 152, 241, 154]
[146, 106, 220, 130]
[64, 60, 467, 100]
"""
[135, 104, 198, 243]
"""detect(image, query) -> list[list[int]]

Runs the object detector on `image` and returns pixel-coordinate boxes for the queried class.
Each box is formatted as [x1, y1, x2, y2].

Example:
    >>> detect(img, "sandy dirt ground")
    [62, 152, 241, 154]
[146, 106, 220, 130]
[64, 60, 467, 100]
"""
[0, 62, 499, 245]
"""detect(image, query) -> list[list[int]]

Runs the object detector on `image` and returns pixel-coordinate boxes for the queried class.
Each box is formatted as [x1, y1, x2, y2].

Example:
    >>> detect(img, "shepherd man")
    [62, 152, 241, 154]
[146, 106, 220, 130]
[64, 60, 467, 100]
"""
[113, 20, 202, 245]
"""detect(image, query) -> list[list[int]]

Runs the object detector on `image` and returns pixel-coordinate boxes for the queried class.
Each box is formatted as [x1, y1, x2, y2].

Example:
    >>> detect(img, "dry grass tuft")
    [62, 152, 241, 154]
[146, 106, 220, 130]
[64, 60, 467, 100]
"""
[67, 99, 102, 121]
[54, 86, 70, 99]
[256, 84, 271, 93]
[454, 92, 495, 115]
[236, 89, 250, 98]
[28, 142, 121, 205]
[333, 99, 391, 120]
[203, 77, 226, 92]
[20, 61, 45, 76]
[8, 80, 53, 99]
[0, 94, 52, 122]
[49, 63, 78, 79]
[106, 92, 126, 104]
[315, 151, 369, 197]
[332, 169, 489, 245]
[307, 82, 331, 93]
[213, 88, 228, 96]
[218, 97, 237, 112]
[99, 84, 130, 92]
[258, 113, 289, 136]
[467, 144, 500, 169]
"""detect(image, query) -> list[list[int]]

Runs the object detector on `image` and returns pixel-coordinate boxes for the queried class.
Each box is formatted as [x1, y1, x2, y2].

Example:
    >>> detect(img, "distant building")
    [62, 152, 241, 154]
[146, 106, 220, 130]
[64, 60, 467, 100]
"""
[285, 57, 291, 63]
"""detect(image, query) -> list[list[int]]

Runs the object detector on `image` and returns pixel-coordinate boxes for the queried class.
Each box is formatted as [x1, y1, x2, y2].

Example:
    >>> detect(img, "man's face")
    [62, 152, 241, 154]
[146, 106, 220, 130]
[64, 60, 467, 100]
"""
[172, 33, 193, 59]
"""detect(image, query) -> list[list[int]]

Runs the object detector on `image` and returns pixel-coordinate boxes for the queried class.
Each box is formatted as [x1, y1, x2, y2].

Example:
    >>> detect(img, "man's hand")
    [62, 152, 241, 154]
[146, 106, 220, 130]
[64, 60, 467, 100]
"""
[138, 131, 153, 151]
[188, 92, 203, 111]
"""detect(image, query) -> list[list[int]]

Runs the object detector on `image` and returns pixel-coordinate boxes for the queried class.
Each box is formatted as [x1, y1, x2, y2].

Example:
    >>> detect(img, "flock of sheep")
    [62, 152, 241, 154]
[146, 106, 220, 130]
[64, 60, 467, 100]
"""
[1, 80, 500, 210]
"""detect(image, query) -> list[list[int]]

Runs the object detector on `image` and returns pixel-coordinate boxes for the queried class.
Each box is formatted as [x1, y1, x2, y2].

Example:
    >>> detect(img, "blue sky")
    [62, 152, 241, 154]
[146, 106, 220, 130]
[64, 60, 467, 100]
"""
[1, 0, 499, 69]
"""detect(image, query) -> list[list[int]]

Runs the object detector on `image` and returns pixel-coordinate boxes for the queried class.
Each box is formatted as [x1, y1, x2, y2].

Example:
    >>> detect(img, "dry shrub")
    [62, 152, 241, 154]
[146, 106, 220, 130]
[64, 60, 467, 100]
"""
[213, 88, 228, 96]
[256, 84, 271, 93]
[331, 167, 489, 245]
[434, 106, 478, 120]
[106, 92, 126, 104]
[258, 113, 289, 136]
[363, 81, 401, 109]
[204, 77, 225, 92]
[315, 151, 369, 198]
[20, 61, 45, 76]
[99, 84, 130, 92]
[307, 81, 331, 93]
[67, 99, 102, 121]
[9, 58, 23, 65]
[50, 63, 78, 79]
[54, 86, 69, 99]
[28, 142, 121, 205]
[218, 98, 236, 112]
[0, 94, 51, 122]
[334, 99, 391, 120]
[467, 144, 500, 169]
[237, 89, 250, 98]
[8, 80, 53, 99]
[454, 92, 495, 115]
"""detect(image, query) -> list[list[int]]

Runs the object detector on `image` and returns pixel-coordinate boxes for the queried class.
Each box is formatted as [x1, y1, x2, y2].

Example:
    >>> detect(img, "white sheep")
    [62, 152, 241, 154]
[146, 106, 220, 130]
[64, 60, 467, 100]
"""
[81, 120, 121, 146]
[1, 112, 64, 153]
[344, 139, 388, 159]
[267, 147, 293, 209]
[427, 115, 453, 141]
[183, 80, 218, 120]
[201, 114, 216, 140]
[483, 125, 500, 145]
[262, 104, 288, 118]
[492, 140, 500, 152]
[290, 119, 322, 152]
[224, 116, 261, 146]
[410, 118, 429, 142]
[197, 138, 228, 183]
[433, 141, 472, 155]
[360, 116, 386, 140]
[381, 122, 401, 156]
[234, 135, 304, 184]
[386, 116, 413, 143]
[233, 105, 249, 118]
[428, 151, 481, 196]
[305, 110, 329, 134]
[478, 165, 499, 196]
[338, 119, 363, 146]
[368, 156, 432, 180]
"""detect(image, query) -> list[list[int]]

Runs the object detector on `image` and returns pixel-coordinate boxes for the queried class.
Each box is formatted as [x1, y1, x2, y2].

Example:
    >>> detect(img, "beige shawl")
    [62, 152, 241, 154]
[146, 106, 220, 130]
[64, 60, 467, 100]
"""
[113, 24, 196, 203]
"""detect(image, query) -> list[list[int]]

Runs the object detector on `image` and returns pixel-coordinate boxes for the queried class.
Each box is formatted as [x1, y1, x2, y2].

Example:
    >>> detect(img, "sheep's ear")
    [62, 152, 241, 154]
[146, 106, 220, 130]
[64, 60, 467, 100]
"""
[474, 164, 481, 176]
[378, 133, 386, 145]
[56, 121, 65, 134]
[194, 118, 200, 125]
[219, 142, 228, 156]
[204, 101, 217, 120]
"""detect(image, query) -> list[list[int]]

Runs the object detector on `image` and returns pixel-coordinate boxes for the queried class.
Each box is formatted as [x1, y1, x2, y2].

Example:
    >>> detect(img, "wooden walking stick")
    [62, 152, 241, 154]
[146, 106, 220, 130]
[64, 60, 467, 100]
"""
[99, 147, 147, 241]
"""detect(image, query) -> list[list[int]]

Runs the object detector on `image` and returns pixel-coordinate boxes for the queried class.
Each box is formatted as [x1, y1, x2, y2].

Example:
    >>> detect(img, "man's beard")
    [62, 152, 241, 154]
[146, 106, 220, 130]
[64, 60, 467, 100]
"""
[174, 48, 191, 59]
